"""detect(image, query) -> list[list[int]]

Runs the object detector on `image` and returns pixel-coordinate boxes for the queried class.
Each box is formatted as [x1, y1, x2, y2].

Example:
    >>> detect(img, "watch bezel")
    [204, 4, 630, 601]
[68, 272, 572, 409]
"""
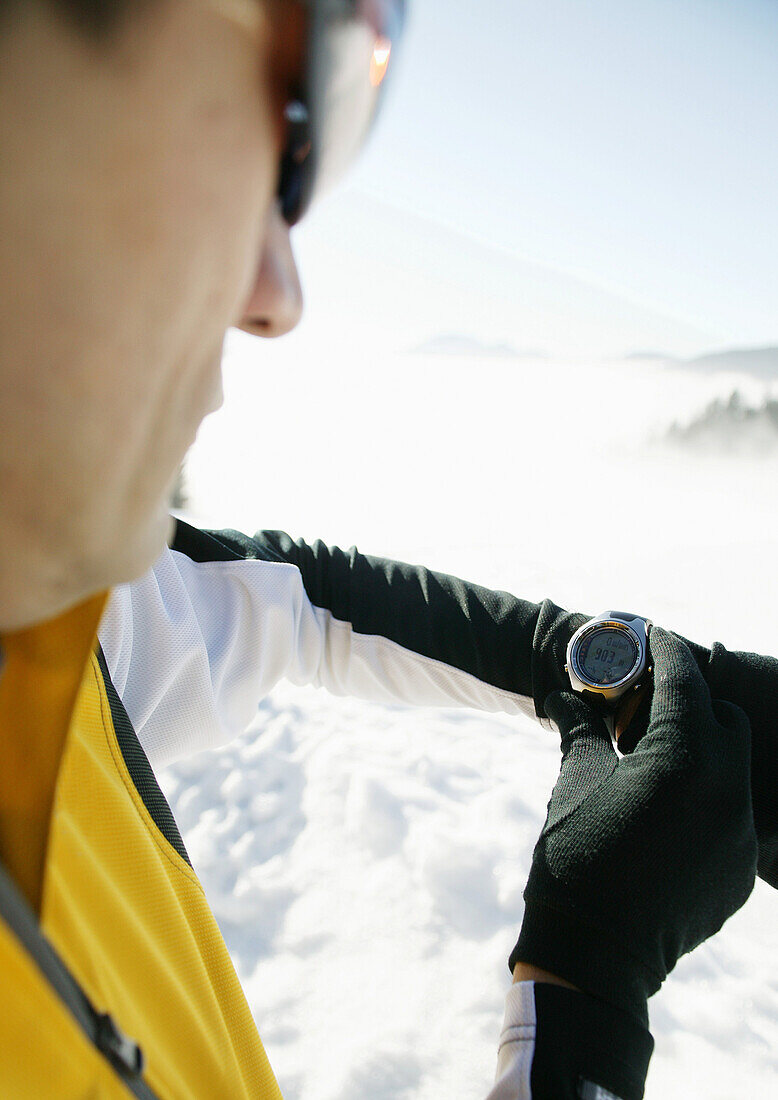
[571, 620, 643, 691]
[566, 613, 651, 703]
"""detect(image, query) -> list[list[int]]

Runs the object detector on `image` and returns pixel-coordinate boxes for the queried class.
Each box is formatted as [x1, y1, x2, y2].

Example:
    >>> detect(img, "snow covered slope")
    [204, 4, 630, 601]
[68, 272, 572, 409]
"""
[167, 339, 778, 1099]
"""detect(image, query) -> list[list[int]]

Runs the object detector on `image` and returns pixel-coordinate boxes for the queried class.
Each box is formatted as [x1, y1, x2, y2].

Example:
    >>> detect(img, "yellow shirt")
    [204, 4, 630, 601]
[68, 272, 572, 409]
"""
[0, 593, 108, 915]
[0, 596, 283, 1099]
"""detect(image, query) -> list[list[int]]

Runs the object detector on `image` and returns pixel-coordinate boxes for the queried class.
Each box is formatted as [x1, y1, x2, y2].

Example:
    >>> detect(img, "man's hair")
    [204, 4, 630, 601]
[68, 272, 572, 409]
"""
[0, 0, 158, 40]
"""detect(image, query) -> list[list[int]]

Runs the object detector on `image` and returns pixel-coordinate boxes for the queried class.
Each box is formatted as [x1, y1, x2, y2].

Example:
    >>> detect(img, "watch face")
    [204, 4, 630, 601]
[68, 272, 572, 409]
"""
[577, 627, 639, 686]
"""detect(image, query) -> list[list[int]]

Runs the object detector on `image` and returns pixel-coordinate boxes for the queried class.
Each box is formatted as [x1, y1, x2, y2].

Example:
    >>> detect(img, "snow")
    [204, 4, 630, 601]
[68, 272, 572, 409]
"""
[166, 338, 778, 1099]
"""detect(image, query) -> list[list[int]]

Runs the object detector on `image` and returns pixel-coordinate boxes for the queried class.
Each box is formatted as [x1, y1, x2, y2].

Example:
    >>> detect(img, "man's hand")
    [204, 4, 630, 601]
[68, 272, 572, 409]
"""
[510, 627, 758, 1021]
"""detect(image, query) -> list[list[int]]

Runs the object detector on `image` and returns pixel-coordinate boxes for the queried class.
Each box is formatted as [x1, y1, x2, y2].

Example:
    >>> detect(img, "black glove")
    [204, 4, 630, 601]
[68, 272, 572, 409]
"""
[528, 601, 778, 888]
[618, 635, 778, 888]
[511, 626, 758, 1023]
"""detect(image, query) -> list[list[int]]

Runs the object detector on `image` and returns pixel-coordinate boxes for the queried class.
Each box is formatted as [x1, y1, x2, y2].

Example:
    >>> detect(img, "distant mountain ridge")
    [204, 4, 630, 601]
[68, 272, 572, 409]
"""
[685, 346, 778, 378]
[411, 334, 548, 360]
[628, 344, 778, 378]
[412, 336, 778, 376]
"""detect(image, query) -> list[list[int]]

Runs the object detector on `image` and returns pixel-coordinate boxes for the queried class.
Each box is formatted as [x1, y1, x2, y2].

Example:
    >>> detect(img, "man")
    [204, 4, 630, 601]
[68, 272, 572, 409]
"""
[0, 2, 767, 1098]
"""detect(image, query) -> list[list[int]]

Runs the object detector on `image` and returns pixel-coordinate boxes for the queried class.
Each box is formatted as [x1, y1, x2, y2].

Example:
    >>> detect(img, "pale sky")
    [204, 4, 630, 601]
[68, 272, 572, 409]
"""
[291, 0, 777, 358]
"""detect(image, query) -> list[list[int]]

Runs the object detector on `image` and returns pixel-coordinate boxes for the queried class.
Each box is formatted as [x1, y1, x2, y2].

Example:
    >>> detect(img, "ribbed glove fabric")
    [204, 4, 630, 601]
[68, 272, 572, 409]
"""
[618, 635, 778, 889]
[528, 603, 777, 889]
[512, 627, 758, 1023]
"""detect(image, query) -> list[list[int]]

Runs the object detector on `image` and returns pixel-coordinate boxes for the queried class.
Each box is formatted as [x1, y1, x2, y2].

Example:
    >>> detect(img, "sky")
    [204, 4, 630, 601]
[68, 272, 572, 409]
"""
[288, 0, 778, 359]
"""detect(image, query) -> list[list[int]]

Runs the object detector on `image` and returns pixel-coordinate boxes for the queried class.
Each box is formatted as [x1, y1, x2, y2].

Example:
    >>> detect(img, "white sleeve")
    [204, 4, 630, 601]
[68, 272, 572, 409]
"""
[483, 983, 536, 1100]
[98, 543, 535, 768]
[482, 982, 649, 1100]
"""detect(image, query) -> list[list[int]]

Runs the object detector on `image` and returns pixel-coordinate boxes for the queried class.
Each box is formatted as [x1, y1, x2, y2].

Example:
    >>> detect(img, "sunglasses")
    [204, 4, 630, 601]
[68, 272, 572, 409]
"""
[206, 0, 407, 226]
[280, 0, 406, 225]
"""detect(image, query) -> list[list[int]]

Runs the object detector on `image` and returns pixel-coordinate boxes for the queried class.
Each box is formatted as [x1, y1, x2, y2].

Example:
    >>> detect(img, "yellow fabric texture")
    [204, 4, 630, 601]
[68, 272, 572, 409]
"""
[0, 912, 138, 1099]
[0, 601, 284, 1099]
[0, 593, 108, 915]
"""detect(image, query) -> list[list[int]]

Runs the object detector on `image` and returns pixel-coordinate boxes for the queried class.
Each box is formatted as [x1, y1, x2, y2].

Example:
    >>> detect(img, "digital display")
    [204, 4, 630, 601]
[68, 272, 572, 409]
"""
[578, 628, 639, 685]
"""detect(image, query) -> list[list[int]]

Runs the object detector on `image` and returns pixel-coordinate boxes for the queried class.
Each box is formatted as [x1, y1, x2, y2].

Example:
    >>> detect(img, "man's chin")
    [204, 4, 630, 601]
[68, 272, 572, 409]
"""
[163, 509, 177, 551]
[154, 508, 177, 561]
[112, 506, 175, 591]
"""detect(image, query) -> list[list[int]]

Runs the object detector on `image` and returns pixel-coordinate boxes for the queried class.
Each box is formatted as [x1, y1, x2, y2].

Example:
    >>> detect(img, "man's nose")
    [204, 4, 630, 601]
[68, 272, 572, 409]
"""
[238, 205, 303, 338]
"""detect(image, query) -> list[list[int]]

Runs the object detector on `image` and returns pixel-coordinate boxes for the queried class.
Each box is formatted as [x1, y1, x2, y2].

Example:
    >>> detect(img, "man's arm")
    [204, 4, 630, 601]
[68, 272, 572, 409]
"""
[98, 519, 586, 766]
[99, 519, 777, 887]
[172, 519, 586, 718]
[485, 981, 654, 1100]
[485, 967, 653, 1100]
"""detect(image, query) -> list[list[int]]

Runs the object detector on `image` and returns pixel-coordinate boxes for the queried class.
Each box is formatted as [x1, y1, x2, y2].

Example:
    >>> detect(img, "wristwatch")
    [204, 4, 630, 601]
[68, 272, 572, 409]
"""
[565, 611, 652, 710]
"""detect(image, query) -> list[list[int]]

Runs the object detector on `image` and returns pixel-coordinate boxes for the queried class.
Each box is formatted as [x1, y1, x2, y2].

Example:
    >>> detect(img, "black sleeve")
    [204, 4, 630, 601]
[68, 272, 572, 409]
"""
[171, 518, 588, 720]
[528, 985, 654, 1100]
[695, 642, 778, 888]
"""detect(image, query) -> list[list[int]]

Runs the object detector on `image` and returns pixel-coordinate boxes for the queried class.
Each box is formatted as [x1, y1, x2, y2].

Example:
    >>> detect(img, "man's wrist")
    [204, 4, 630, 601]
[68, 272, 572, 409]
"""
[511, 899, 652, 1025]
[512, 961, 581, 992]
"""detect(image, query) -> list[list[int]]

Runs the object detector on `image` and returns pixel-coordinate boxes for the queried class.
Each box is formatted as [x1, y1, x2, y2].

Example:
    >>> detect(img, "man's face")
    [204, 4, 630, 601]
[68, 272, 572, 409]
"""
[0, 0, 305, 629]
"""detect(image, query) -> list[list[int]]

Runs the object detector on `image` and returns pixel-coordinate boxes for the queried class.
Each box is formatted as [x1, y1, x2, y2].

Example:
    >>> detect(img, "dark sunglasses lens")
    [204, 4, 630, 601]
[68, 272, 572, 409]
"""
[279, 0, 405, 227]
[279, 101, 313, 226]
